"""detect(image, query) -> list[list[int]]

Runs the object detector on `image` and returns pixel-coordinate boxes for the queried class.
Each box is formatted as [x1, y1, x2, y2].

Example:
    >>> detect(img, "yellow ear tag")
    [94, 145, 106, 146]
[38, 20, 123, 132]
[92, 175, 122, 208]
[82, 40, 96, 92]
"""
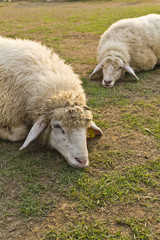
[87, 128, 96, 138]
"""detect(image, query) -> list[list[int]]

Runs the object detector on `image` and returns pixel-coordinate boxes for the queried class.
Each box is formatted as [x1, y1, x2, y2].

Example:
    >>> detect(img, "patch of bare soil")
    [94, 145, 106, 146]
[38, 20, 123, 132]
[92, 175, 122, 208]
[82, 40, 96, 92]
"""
[15, 199, 75, 240]
[60, 33, 99, 76]
[88, 104, 159, 174]
[15, 195, 160, 240]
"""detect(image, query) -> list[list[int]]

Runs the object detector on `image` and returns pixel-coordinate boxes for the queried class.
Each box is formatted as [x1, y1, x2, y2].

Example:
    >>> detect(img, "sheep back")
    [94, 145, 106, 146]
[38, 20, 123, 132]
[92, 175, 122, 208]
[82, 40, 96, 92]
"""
[98, 14, 160, 71]
[0, 36, 85, 127]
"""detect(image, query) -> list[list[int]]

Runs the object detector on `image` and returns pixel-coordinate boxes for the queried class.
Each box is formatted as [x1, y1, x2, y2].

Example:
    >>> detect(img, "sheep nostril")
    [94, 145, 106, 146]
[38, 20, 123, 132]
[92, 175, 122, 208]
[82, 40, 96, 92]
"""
[75, 157, 87, 164]
[104, 80, 112, 85]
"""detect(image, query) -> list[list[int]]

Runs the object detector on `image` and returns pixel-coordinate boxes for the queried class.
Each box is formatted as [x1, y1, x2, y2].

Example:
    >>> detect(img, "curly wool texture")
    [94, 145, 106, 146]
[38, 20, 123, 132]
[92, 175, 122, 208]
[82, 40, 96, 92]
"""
[97, 14, 160, 71]
[0, 36, 91, 129]
[98, 41, 130, 64]
[38, 91, 92, 128]
[53, 106, 92, 128]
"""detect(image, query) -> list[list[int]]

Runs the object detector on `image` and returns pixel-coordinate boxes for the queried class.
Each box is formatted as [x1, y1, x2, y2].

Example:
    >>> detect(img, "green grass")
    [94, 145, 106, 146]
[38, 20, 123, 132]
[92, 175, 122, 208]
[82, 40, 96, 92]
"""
[55, 158, 160, 209]
[44, 220, 118, 240]
[0, 1, 160, 239]
[116, 218, 151, 240]
[120, 102, 160, 143]
[44, 217, 152, 240]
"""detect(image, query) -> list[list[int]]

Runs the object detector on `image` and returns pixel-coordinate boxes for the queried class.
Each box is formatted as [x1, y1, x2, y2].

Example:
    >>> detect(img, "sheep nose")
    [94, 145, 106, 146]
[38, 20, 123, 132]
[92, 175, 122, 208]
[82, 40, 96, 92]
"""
[75, 157, 89, 168]
[104, 80, 112, 85]
[75, 157, 88, 164]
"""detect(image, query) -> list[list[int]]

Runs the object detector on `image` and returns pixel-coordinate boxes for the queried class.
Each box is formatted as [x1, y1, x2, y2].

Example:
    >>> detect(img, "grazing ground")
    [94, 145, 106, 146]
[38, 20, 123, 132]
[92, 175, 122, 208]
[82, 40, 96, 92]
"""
[0, 0, 160, 239]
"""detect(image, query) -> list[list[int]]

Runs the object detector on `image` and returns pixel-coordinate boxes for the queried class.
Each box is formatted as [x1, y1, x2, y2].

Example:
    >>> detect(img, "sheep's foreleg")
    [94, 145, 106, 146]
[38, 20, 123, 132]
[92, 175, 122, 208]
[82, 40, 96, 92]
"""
[0, 124, 29, 142]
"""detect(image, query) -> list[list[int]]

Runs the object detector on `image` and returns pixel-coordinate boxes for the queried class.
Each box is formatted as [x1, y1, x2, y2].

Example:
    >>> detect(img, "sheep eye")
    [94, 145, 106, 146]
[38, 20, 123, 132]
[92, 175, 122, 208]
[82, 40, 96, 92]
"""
[119, 66, 123, 70]
[53, 124, 61, 129]
[53, 124, 65, 134]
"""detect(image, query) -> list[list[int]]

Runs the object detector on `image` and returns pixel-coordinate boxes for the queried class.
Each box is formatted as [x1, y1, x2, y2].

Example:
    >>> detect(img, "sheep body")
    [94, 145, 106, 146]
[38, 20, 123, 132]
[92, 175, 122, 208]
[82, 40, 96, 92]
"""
[0, 37, 84, 127]
[91, 14, 160, 87]
[0, 36, 102, 168]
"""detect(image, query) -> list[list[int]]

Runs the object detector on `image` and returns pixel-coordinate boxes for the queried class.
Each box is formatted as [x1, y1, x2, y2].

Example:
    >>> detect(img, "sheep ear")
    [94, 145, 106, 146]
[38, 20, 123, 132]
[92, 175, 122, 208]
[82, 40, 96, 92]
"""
[89, 62, 102, 79]
[19, 117, 47, 150]
[87, 121, 103, 138]
[124, 64, 139, 80]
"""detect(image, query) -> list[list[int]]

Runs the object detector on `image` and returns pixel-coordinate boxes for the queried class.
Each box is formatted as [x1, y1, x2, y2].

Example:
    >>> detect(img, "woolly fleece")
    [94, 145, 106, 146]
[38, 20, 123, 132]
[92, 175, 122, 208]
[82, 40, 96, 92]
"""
[0, 37, 92, 134]
[98, 14, 160, 71]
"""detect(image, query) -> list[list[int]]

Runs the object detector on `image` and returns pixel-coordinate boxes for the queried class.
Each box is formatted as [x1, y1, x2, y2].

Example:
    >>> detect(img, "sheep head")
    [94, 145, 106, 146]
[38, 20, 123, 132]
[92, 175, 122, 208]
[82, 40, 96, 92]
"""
[20, 104, 102, 168]
[90, 56, 139, 87]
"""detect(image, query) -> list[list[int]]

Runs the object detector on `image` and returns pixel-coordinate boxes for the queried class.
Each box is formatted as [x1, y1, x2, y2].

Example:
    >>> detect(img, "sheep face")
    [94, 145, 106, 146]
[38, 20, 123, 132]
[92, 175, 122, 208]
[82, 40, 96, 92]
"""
[90, 56, 139, 87]
[49, 122, 89, 168]
[20, 105, 102, 168]
[101, 56, 125, 87]
[48, 106, 92, 168]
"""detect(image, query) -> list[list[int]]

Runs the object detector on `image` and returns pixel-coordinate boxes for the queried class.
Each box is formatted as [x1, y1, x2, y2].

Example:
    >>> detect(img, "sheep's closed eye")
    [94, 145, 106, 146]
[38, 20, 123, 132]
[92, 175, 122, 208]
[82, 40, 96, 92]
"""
[53, 124, 65, 134]
[53, 124, 61, 128]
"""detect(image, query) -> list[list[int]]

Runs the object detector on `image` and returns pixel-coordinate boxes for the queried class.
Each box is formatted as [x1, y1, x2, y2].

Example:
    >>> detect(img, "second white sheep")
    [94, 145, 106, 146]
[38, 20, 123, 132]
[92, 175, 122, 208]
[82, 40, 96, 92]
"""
[90, 14, 160, 87]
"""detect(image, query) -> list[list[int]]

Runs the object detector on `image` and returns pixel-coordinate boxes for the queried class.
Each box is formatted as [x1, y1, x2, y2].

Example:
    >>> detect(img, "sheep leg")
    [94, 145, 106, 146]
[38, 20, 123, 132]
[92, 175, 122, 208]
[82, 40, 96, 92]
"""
[0, 124, 29, 142]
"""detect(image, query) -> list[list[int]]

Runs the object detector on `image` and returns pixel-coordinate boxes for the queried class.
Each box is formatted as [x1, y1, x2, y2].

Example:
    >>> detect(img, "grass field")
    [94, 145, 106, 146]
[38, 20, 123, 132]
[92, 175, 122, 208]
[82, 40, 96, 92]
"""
[0, 0, 160, 239]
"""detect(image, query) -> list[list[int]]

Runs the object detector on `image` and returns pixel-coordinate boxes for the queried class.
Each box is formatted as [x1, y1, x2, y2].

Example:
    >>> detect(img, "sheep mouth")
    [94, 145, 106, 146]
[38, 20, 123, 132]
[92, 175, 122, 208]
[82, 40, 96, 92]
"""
[65, 156, 89, 168]
[102, 81, 112, 87]
[102, 79, 115, 88]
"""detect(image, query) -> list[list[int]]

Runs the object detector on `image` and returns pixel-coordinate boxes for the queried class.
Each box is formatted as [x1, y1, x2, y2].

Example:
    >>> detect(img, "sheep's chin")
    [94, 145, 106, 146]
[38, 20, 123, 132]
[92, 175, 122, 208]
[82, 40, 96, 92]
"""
[102, 80, 115, 88]
[65, 156, 89, 169]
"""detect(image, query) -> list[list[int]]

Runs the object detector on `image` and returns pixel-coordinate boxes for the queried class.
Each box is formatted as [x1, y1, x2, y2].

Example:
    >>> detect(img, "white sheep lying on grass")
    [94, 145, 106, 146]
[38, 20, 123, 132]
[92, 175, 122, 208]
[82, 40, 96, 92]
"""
[90, 14, 160, 87]
[0, 36, 102, 168]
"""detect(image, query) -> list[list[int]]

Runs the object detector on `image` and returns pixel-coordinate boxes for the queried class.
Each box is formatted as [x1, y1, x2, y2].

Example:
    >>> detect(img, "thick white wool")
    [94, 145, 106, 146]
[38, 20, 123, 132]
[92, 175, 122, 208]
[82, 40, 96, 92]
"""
[98, 14, 160, 71]
[0, 37, 91, 129]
